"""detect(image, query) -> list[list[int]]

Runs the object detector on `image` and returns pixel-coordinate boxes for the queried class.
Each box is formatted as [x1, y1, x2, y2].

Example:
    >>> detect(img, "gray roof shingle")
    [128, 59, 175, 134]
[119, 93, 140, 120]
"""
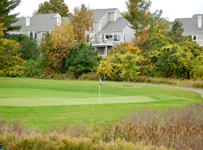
[12, 13, 60, 32]
[100, 17, 129, 32]
[93, 8, 117, 21]
[176, 14, 203, 32]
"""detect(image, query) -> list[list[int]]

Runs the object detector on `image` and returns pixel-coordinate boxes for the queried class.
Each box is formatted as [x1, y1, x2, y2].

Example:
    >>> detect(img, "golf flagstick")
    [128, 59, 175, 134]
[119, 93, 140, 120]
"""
[99, 78, 102, 103]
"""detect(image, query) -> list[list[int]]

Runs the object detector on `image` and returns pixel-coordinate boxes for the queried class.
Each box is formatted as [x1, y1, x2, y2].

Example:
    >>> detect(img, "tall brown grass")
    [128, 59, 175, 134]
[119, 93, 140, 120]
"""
[133, 76, 203, 89]
[1, 102, 203, 149]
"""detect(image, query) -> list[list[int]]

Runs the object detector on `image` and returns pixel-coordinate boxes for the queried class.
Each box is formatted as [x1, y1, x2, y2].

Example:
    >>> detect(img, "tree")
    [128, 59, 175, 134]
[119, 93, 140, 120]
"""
[64, 43, 98, 78]
[121, 52, 138, 86]
[123, 0, 152, 37]
[0, 23, 23, 70]
[0, 0, 21, 34]
[9, 34, 38, 60]
[69, 4, 94, 43]
[170, 20, 184, 43]
[35, 0, 69, 17]
[39, 21, 75, 73]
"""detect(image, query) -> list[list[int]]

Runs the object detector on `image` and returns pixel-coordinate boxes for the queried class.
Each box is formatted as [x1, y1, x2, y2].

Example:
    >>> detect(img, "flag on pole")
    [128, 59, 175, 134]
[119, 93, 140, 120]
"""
[99, 78, 102, 86]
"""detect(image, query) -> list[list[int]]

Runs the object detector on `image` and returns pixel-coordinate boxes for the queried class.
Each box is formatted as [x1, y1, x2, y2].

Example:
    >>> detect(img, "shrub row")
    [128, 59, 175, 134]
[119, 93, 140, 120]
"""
[0, 133, 167, 150]
[133, 76, 203, 88]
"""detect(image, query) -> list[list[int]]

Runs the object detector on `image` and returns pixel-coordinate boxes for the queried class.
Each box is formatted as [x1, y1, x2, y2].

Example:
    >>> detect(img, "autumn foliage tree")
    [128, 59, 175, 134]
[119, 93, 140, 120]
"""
[69, 4, 94, 43]
[39, 21, 75, 74]
[35, 0, 69, 17]
[0, 23, 23, 70]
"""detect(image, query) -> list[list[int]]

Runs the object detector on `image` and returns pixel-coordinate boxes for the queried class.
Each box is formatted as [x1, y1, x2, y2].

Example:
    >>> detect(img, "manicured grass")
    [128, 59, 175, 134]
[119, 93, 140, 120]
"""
[0, 77, 202, 130]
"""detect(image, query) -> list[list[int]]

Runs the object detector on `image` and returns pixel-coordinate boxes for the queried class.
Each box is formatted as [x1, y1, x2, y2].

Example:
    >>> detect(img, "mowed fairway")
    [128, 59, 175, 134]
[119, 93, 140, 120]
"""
[0, 77, 202, 129]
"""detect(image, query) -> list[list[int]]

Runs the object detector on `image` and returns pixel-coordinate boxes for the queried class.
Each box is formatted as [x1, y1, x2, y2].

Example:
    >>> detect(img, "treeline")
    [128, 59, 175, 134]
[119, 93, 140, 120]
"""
[97, 20, 203, 81]
[1, 20, 203, 82]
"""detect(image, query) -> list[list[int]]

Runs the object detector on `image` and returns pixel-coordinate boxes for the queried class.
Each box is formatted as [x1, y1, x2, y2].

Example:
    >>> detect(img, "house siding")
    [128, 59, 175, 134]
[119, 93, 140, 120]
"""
[116, 9, 122, 20]
[123, 26, 135, 43]
[101, 13, 109, 30]
[108, 12, 115, 22]
[198, 32, 203, 39]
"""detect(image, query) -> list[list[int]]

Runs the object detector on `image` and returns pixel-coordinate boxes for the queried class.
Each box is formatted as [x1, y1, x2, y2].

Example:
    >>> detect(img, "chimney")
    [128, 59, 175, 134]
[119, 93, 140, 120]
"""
[198, 15, 202, 28]
[26, 17, 30, 26]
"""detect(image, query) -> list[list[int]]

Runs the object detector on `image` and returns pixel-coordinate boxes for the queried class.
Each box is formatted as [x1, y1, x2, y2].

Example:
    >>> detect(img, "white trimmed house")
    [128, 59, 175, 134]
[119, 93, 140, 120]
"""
[176, 14, 203, 47]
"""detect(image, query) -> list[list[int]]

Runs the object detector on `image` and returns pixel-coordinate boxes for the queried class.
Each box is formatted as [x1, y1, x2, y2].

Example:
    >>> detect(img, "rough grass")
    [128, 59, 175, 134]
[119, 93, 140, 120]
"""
[0, 77, 202, 130]
[1, 102, 203, 150]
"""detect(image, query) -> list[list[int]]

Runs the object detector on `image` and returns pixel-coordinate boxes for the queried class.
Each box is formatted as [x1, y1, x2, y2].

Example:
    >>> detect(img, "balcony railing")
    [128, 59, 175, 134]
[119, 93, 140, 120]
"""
[91, 39, 114, 45]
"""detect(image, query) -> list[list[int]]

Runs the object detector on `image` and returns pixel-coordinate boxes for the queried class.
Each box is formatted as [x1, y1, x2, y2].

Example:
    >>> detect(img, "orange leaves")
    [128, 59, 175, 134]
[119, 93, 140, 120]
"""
[122, 40, 140, 54]
[122, 41, 128, 46]
[139, 27, 149, 40]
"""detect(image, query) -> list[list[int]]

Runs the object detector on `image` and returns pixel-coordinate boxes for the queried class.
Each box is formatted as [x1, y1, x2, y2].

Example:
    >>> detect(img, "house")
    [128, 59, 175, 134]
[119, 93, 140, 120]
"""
[8, 13, 67, 44]
[176, 14, 203, 47]
[90, 8, 135, 57]
[10, 8, 135, 56]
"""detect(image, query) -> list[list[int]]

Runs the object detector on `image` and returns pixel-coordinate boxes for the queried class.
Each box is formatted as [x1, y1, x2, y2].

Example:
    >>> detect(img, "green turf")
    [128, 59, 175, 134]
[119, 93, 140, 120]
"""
[0, 77, 202, 130]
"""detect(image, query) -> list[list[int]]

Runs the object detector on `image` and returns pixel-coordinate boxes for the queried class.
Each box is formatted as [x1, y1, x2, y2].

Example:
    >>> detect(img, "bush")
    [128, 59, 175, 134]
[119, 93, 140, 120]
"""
[64, 43, 98, 79]
[0, 65, 26, 77]
[9, 34, 38, 60]
[78, 72, 99, 80]
[22, 57, 46, 78]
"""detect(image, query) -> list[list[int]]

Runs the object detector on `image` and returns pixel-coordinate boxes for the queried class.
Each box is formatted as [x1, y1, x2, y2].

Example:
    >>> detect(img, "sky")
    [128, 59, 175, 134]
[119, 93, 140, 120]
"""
[11, 0, 203, 21]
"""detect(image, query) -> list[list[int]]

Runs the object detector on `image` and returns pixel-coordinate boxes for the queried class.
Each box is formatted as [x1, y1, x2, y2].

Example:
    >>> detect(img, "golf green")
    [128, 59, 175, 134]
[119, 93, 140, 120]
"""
[0, 77, 202, 129]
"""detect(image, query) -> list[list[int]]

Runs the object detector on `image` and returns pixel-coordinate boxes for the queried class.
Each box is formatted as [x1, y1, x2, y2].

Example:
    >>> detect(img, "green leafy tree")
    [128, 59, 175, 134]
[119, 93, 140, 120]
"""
[0, 0, 21, 35]
[121, 52, 138, 86]
[9, 34, 38, 60]
[35, 0, 69, 17]
[65, 43, 98, 78]
[123, 0, 152, 37]
[170, 20, 185, 43]
[69, 4, 94, 43]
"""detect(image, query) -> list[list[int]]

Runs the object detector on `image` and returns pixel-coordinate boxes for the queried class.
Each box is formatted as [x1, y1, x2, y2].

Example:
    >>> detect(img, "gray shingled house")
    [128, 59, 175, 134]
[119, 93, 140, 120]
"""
[176, 14, 203, 47]
[10, 8, 135, 56]
[9, 13, 67, 44]
[90, 8, 135, 56]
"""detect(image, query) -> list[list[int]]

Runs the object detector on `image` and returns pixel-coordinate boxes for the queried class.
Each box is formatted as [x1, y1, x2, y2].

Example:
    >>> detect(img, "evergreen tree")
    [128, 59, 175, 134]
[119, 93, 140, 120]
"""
[35, 0, 69, 17]
[0, 0, 21, 33]
[123, 0, 152, 38]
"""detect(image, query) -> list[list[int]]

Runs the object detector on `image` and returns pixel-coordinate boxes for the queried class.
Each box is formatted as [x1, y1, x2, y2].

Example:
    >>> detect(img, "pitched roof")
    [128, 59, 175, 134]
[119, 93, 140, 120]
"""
[99, 17, 129, 32]
[93, 8, 117, 21]
[12, 13, 61, 32]
[176, 14, 203, 32]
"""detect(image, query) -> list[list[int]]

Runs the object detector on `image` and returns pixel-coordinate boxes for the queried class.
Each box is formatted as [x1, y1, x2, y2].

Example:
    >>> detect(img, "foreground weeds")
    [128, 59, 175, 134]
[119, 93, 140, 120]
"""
[1, 102, 203, 149]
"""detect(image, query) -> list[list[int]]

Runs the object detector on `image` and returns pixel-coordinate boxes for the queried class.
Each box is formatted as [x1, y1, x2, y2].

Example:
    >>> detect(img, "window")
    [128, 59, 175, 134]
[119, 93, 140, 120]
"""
[30, 31, 33, 39]
[124, 33, 126, 42]
[114, 34, 121, 41]
[101, 34, 105, 39]
[106, 34, 113, 40]
[35, 32, 37, 39]
[193, 34, 197, 41]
